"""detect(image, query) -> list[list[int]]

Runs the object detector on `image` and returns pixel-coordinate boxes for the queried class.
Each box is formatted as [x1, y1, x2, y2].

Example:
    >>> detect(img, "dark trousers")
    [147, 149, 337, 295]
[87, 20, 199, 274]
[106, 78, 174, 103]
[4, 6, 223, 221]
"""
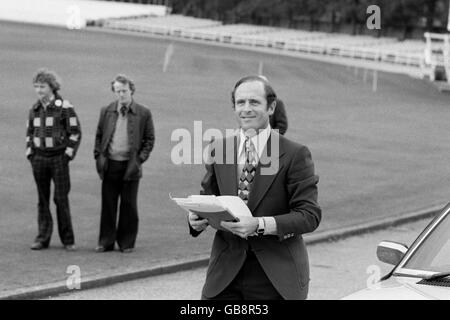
[203, 250, 284, 300]
[99, 160, 139, 250]
[31, 153, 74, 246]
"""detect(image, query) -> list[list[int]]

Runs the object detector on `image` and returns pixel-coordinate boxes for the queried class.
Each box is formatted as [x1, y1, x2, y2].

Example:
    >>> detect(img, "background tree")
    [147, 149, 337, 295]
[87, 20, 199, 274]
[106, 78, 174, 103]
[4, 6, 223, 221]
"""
[140, 0, 450, 38]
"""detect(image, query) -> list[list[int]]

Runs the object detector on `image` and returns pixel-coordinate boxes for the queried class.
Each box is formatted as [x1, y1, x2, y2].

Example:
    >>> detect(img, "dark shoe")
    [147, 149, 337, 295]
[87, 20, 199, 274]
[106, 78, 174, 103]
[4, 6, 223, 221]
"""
[95, 245, 113, 253]
[30, 242, 47, 250]
[64, 244, 76, 251]
[120, 248, 134, 253]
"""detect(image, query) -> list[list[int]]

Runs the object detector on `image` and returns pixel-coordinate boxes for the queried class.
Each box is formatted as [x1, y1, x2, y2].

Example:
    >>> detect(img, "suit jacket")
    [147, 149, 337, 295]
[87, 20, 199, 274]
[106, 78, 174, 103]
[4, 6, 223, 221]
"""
[191, 131, 321, 300]
[94, 100, 155, 181]
[269, 99, 288, 135]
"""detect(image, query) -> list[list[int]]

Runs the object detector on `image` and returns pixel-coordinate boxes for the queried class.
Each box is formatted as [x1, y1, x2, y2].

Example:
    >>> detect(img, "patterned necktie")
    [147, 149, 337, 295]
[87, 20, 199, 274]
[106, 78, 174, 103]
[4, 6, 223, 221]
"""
[238, 137, 257, 204]
[120, 104, 127, 117]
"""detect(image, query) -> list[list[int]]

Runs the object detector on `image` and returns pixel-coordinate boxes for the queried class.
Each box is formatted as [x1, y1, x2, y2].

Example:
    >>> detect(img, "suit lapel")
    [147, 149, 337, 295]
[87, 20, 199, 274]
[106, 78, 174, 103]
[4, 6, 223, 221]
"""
[127, 102, 137, 151]
[103, 103, 118, 152]
[248, 131, 286, 213]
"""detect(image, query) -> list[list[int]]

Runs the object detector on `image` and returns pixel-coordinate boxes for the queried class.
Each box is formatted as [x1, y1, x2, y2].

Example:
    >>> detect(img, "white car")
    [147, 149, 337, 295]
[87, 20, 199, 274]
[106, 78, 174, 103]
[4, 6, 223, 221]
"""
[343, 203, 450, 300]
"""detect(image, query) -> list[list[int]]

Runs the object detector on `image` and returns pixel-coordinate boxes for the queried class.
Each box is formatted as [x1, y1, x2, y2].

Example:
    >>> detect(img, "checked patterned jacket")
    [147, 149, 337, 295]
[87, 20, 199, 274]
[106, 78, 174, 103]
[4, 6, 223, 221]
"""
[26, 95, 81, 159]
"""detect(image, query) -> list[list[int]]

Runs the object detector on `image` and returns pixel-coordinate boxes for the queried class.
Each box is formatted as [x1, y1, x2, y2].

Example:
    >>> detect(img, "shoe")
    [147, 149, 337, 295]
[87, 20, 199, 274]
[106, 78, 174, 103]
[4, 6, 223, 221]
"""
[64, 244, 76, 251]
[30, 242, 47, 250]
[95, 245, 113, 253]
[120, 248, 133, 253]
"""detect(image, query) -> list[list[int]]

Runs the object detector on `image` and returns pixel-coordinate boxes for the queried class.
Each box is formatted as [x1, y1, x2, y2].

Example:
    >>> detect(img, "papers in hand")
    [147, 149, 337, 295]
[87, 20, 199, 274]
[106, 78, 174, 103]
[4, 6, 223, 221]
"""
[171, 195, 252, 231]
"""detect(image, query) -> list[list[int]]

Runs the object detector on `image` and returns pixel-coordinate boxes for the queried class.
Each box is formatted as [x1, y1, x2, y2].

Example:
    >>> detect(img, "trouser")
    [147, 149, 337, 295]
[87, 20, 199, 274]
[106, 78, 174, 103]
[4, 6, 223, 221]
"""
[98, 159, 139, 250]
[202, 250, 284, 300]
[31, 153, 74, 246]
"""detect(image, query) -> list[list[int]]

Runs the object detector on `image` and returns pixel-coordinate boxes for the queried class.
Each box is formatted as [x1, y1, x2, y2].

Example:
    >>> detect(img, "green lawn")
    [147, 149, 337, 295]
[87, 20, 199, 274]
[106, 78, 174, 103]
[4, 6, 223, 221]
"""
[1, 21, 450, 292]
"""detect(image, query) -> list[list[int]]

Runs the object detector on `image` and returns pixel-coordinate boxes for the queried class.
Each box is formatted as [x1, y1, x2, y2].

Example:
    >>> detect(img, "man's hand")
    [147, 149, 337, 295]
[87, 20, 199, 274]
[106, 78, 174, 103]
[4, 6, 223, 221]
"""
[188, 212, 209, 232]
[221, 217, 259, 239]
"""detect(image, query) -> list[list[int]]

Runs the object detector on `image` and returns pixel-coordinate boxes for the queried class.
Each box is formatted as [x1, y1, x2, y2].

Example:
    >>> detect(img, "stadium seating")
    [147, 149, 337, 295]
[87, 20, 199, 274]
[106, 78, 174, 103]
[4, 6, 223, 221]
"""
[102, 15, 426, 68]
[0, 0, 427, 69]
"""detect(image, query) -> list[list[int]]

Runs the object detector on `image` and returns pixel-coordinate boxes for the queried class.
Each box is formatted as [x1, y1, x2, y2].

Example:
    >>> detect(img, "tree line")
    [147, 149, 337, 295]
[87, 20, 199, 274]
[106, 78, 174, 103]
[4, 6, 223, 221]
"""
[105, 0, 449, 39]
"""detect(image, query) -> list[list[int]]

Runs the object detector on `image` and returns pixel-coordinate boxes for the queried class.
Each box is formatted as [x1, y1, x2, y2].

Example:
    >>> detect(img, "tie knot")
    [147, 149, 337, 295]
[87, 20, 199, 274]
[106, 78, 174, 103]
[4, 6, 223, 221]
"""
[245, 138, 256, 164]
[245, 137, 255, 150]
[120, 105, 127, 116]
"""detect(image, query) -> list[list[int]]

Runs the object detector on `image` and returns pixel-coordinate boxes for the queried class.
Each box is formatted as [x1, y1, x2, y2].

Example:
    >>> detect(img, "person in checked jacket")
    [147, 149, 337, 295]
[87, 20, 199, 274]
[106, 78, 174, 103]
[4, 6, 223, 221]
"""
[26, 68, 81, 251]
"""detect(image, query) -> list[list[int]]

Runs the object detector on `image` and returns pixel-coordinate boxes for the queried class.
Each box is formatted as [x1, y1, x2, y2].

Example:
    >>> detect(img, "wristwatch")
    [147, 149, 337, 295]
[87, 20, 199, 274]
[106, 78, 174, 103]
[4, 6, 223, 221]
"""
[257, 217, 265, 236]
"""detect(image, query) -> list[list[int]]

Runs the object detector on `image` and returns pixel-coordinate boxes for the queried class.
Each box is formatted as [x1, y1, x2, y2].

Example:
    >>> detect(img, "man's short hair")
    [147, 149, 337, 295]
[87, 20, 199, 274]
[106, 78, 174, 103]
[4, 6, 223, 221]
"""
[231, 75, 277, 108]
[33, 68, 61, 93]
[111, 74, 135, 94]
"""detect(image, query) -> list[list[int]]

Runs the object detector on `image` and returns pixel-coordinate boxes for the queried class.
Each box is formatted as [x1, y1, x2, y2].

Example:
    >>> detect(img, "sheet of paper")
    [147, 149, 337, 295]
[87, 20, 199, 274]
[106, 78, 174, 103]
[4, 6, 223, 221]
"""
[171, 194, 251, 218]
[216, 196, 252, 218]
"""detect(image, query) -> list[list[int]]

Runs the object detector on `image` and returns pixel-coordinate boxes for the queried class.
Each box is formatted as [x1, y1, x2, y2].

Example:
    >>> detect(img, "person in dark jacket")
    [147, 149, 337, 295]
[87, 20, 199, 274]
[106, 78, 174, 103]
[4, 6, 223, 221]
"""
[269, 98, 288, 135]
[94, 74, 155, 253]
[259, 76, 288, 135]
[26, 68, 81, 251]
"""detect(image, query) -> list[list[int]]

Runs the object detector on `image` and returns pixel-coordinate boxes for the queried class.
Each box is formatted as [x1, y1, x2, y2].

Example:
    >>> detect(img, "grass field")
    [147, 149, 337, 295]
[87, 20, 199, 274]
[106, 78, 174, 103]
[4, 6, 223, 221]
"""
[1, 21, 450, 292]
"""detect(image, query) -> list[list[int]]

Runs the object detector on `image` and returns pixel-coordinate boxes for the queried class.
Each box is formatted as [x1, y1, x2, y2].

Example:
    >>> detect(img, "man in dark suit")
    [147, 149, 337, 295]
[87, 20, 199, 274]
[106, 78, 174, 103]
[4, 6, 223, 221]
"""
[94, 74, 155, 253]
[188, 75, 321, 300]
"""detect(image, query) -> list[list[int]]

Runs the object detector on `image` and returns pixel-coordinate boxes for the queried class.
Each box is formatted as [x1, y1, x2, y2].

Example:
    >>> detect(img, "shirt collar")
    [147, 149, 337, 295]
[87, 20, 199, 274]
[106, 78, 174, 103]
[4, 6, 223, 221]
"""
[117, 100, 136, 115]
[33, 95, 59, 110]
[238, 124, 272, 160]
[42, 98, 53, 108]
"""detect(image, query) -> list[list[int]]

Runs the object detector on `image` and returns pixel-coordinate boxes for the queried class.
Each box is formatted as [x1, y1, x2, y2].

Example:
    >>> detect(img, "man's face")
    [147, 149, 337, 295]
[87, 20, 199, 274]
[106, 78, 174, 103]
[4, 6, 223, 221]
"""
[34, 82, 53, 101]
[113, 81, 133, 105]
[234, 81, 274, 132]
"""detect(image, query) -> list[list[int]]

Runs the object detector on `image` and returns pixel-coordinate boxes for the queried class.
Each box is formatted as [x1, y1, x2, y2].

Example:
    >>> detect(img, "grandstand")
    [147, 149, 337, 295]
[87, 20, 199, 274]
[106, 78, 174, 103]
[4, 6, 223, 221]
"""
[104, 14, 221, 36]
[0, 1, 432, 71]
[102, 15, 426, 68]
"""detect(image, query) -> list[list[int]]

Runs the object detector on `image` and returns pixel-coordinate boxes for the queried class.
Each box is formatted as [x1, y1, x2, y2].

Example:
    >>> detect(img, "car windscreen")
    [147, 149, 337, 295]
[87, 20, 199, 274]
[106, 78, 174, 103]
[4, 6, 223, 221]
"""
[402, 212, 450, 273]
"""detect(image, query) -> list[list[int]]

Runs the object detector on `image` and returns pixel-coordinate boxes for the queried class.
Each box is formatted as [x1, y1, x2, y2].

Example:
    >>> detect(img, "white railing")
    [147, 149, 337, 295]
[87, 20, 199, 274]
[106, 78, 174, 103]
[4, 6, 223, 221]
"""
[103, 19, 425, 68]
